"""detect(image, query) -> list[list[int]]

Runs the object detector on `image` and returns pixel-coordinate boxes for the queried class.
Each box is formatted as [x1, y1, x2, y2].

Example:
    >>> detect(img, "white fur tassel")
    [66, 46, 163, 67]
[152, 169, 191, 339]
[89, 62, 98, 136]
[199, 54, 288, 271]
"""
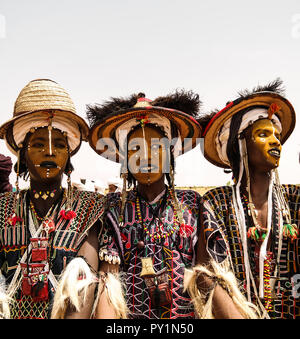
[0, 278, 11, 319]
[51, 257, 98, 319]
[93, 272, 128, 319]
[184, 260, 260, 319]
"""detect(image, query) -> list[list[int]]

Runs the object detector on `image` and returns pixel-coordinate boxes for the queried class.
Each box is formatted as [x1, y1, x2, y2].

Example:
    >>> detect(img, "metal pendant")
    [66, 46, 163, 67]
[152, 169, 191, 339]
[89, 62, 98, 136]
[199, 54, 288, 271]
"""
[140, 257, 156, 277]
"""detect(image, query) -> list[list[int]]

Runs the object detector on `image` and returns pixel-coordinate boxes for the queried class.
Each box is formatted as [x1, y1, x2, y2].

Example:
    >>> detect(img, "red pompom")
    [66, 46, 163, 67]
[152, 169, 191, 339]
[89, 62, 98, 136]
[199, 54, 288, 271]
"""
[60, 210, 77, 220]
[179, 224, 194, 237]
[268, 103, 281, 119]
[121, 233, 128, 242]
[8, 214, 23, 226]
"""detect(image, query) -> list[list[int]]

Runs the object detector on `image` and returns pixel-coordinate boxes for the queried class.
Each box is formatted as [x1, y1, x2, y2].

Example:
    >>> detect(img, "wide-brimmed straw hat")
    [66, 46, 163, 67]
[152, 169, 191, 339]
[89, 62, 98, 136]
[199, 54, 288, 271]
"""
[0, 79, 89, 155]
[203, 79, 296, 169]
[87, 91, 202, 163]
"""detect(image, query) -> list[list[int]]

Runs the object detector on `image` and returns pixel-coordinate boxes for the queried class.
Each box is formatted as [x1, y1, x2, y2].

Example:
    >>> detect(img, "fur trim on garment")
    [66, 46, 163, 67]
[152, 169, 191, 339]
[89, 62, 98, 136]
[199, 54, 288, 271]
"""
[93, 271, 128, 319]
[0, 276, 11, 319]
[51, 257, 98, 319]
[184, 260, 260, 319]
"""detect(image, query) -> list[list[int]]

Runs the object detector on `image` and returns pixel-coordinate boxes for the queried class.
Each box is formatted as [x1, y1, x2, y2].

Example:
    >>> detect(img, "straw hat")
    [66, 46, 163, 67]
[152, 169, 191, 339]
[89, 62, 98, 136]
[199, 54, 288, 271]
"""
[87, 90, 202, 163]
[0, 79, 89, 155]
[203, 80, 296, 169]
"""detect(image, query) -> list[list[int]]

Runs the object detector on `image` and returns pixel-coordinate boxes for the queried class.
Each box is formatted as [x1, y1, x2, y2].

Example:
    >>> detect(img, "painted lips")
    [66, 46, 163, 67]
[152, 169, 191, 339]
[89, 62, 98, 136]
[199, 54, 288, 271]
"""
[39, 161, 59, 169]
[268, 148, 281, 158]
[139, 165, 159, 172]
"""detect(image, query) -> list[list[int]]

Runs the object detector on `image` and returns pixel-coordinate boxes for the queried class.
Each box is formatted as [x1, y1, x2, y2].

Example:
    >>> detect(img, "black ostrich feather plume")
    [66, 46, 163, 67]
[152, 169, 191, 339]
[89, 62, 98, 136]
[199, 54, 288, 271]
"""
[197, 109, 218, 132]
[86, 89, 201, 128]
[236, 77, 285, 102]
[86, 93, 140, 127]
[198, 78, 285, 132]
[152, 89, 201, 118]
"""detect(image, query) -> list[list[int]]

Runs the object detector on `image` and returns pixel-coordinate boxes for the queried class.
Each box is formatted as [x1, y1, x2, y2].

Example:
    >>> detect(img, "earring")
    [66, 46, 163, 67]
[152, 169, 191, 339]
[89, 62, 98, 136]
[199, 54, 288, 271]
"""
[119, 169, 128, 227]
[11, 148, 22, 224]
[169, 164, 184, 227]
[66, 170, 73, 211]
[15, 149, 21, 201]
[59, 167, 77, 221]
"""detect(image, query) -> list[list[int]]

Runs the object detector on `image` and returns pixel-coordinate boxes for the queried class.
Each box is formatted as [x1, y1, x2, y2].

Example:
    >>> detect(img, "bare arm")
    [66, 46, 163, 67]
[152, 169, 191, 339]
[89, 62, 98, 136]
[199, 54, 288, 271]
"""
[94, 261, 120, 319]
[195, 208, 244, 319]
[196, 267, 244, 319]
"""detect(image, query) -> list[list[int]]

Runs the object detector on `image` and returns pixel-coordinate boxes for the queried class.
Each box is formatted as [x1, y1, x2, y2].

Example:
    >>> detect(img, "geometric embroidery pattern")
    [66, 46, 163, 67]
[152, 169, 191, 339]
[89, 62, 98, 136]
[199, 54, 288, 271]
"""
[100, 189, 201, 319]
[0, 189, 105, 318]
[202, 184, 300, 319]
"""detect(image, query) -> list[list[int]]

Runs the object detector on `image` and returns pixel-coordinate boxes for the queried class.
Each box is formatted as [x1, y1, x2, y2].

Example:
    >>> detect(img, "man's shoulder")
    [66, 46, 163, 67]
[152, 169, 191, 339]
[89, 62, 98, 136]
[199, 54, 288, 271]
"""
[202, 185, 233, 201]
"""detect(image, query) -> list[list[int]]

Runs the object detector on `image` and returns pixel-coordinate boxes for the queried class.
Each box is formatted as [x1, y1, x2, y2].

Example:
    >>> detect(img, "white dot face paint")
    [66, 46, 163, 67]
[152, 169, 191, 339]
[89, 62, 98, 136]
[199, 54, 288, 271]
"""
[127, 125, 168, 186]
[249, 119, 282, 168]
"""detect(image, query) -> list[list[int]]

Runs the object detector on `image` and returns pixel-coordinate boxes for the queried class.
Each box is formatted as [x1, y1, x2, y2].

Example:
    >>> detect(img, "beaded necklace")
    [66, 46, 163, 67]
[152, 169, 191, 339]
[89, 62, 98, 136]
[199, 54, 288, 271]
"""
[243, 191, 298, 242]
[29, 188, 66, 223]
[135, 187, 180, 243]
[242, 192, 275, 312]
[242, 192, 267, 241]
[29, 200, 56, 223]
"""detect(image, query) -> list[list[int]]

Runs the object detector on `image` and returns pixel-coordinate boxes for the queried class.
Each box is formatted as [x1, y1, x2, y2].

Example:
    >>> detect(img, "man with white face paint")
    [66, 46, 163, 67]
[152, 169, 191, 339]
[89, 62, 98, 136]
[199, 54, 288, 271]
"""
[198, 79, 300, 319]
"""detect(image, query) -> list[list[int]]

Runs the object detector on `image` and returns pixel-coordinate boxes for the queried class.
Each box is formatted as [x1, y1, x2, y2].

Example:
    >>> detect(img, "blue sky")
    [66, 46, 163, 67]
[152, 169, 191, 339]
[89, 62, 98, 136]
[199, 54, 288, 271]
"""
[0, 0, 299, 187]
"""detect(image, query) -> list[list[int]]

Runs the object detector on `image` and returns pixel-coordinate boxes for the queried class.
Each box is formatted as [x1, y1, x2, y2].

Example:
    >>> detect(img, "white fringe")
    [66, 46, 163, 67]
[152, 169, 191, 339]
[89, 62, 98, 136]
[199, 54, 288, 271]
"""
[51, 257, 98, 319]
[184, 260, 260, 319]
[0, 277, 11, 319]
[93, 272, 128, 319]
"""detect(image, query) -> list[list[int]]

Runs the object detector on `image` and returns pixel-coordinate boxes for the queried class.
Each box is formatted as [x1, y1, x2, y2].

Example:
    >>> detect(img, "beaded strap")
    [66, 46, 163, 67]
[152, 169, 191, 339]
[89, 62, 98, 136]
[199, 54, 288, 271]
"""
[135, 187, 181, 242]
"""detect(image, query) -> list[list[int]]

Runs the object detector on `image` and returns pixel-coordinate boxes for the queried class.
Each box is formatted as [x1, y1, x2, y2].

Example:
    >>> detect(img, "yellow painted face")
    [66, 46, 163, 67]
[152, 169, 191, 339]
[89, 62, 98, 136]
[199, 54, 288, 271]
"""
[127, 125, 168, 185]
[25, 127, 69, 182]
[247, 119, 282, 170]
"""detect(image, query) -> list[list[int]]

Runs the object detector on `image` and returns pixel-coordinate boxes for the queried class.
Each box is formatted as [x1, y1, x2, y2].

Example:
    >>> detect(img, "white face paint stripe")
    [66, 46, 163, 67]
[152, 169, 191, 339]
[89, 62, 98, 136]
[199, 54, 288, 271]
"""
[48, 126, 52, 155]
[141, 126, 147, 160]
[272, 125, 281, 144]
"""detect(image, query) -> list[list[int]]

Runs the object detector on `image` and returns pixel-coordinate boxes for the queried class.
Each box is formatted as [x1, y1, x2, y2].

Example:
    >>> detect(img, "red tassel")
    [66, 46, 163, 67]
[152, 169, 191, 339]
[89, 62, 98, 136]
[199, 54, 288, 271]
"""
[60, 210, 77, 220]
[8, 214, 23, 226]
[121, 233, 128, 242]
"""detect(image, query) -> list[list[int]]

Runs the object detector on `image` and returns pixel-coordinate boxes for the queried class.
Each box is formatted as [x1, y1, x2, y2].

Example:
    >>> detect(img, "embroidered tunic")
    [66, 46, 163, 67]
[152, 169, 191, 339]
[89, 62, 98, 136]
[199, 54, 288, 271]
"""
[100, 188, 201, 319]
[202, 184, 300, 319]
[0, 189, 105, 319]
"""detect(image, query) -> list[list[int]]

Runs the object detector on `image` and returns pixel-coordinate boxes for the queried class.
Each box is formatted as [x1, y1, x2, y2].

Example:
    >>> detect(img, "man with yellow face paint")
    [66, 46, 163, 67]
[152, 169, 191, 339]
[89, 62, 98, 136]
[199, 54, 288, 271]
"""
[86, 91, 257, 319]
[247, 119, 282, 170]
[198, 79, 299, 319]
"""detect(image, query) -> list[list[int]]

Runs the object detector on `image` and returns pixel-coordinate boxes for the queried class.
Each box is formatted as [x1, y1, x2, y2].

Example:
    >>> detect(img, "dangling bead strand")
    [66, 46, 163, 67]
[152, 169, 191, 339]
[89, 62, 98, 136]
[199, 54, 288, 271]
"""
[243, 193, 267, 241]
[135, 188, 181, 243]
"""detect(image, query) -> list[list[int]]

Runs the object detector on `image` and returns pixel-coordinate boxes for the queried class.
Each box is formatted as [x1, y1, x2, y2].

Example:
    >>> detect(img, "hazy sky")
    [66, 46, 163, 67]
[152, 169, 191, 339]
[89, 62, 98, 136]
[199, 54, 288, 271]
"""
[0, 0, 299, 188]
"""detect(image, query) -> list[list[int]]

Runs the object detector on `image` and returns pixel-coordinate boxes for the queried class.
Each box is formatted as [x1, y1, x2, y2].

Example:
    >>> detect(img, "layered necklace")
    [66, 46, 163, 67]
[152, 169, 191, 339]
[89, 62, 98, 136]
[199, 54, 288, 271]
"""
[135, 187, 181, 243]
[244, 188, 298, 242]
[242, 192, 268, 241]
[29, 188, 66, 232]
